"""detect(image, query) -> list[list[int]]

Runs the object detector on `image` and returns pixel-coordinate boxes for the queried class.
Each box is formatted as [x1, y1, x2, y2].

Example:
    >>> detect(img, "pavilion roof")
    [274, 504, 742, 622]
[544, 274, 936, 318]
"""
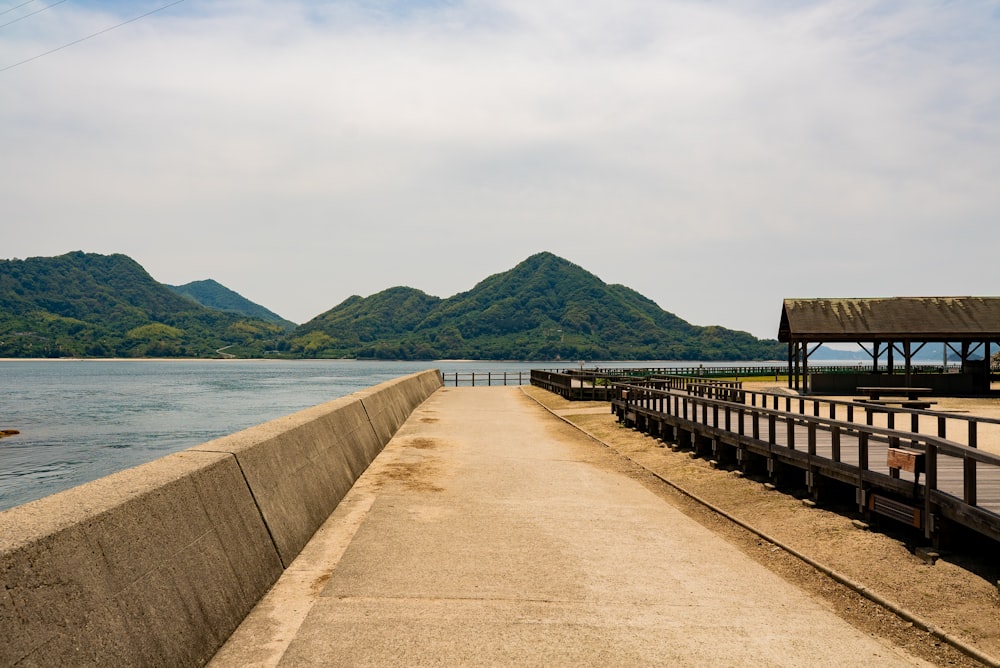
[778, 297, 1000, 343]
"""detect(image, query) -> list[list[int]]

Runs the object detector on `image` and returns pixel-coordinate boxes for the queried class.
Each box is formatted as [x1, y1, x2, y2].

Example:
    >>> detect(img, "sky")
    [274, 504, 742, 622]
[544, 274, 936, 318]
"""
[2, 0, 999, 339]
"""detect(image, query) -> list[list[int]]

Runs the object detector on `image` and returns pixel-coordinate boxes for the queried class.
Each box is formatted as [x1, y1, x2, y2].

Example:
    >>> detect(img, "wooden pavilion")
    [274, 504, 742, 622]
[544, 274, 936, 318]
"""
[778, 297, 1000, 394]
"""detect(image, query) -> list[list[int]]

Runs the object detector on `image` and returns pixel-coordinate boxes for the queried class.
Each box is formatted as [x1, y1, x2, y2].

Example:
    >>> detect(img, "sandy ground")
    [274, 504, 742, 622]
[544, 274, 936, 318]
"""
[523, 385, 1000, 668]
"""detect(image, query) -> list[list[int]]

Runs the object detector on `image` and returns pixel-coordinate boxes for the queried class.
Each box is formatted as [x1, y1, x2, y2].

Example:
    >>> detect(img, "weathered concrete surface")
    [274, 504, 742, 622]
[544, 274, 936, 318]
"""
[0, 369, 442, 667]
[0, 450, 282, 667]
[192, 397, 379, 567]
[357, 371, 442, 445]
[191, 369, 442, 567]
[210, 387, 927, 667]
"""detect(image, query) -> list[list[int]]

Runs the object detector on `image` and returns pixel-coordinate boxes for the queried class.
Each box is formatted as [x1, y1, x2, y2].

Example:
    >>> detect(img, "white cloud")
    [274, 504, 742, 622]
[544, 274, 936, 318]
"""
[2, 0, 998, 337]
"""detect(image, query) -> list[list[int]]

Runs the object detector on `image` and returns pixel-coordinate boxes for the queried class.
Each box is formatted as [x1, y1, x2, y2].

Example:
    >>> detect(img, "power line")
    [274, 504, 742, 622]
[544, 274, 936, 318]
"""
[0, 0, 188, 73]
[0, 0, 67, 29]
[1, 0, 43, 18]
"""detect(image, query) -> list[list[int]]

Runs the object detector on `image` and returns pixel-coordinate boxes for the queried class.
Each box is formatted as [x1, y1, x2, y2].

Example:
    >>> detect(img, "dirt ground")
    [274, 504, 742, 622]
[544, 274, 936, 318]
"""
[522, 384, 1000, 668]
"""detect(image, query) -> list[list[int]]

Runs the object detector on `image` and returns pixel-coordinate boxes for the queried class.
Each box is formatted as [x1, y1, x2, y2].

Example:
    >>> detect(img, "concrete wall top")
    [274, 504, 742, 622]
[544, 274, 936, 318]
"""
[189, 369, 442, 566]
[357, 370, 443, 444]
[191, 396, 380, 567]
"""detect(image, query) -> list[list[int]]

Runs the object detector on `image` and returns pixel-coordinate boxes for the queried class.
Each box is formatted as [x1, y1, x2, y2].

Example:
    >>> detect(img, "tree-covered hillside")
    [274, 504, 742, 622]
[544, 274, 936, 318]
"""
[291, 287, 442, 357]
[290, 252, 785, 360]
[167, 279, 296, 330]
[0, 250, 784, 360]
[0, 252, 285, 357]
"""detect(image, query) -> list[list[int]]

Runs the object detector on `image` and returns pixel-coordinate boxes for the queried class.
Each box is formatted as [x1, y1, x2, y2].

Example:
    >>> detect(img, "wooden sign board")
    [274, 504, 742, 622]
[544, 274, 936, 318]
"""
[887, 447, 925, 474]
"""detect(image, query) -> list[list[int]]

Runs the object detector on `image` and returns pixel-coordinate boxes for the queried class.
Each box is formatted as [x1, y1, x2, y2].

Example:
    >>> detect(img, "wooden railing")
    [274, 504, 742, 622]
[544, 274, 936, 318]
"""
[586, 364, 959, 378]
[735, 386, 1000, 451]
[611, 382, 1000, 545]
[529, 370, 617, 400]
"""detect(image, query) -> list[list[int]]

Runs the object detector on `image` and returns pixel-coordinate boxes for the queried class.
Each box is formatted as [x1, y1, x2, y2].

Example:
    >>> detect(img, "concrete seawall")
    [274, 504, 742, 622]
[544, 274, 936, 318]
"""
[0, 369, 442, 667]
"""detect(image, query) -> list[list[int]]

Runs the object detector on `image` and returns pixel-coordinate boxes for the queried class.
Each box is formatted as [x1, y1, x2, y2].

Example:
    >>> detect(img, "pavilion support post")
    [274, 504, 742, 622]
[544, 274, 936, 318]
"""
[904, 341, 912, 386]
[793, 341, 802, 392]
[802, 342, 809, 394]
[787, 341, 794, 390]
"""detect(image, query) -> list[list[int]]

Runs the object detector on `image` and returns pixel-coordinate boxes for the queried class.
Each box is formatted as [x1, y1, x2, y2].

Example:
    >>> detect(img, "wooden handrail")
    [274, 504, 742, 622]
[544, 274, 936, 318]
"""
[611, 381, 1000, 542]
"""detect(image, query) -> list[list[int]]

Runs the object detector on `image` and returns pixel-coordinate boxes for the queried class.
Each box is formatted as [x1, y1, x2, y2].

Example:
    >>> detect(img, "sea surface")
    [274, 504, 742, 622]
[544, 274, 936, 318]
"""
[0, 359, 783, 511]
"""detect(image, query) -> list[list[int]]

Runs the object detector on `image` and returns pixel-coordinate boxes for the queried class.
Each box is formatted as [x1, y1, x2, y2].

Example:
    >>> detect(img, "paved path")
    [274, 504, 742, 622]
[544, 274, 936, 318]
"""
[210, 387, 928, 667]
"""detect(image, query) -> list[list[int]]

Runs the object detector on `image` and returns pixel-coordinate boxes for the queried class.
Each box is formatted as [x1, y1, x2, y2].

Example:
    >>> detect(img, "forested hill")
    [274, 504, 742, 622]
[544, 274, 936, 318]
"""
[0, 250, 783, 360]
[167, 279, 296, 330]
[290, 252, 785, 360]
[0, 252, 285, 357]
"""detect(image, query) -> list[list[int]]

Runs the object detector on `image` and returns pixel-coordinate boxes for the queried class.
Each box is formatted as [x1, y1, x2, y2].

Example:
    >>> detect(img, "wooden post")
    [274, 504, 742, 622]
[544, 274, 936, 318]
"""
[859, 432, 869, 472]
[924, 442, 937, 540]
[965, 457, 978, 506]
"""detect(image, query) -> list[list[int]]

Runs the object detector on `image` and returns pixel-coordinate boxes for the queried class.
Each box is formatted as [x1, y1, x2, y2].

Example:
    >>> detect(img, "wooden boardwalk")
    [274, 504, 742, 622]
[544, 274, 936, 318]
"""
[610, 385, 1000, 544]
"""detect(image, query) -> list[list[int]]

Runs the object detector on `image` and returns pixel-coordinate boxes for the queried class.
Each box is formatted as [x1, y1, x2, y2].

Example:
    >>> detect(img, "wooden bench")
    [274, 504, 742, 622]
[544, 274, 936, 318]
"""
[856, 386, 933, 401]
[856, 398, 937, 410]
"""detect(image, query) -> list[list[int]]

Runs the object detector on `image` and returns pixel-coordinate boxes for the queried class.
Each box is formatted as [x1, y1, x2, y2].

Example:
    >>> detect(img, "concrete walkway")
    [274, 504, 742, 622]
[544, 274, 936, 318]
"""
[210, 387, 928, 667]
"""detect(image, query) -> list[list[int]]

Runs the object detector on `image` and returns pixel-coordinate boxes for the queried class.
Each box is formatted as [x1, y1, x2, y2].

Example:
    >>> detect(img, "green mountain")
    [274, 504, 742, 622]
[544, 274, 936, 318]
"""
[290, 252, 785, 360]
[0, 251, 785, 360]
[167, 279, 296, 330]
[0, 252, 286, 357]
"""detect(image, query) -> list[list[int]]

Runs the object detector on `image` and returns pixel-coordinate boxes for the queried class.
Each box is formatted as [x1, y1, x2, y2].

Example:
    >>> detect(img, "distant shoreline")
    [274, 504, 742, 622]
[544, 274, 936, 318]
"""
[0, 357, 794, 364]
[0, 357, 346, 363]
[0, 358, 473, 363]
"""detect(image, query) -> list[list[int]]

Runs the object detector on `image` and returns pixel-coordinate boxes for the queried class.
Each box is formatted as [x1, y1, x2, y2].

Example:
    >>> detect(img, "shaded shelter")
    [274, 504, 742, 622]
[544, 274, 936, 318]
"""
[778, 297, 1000, 394]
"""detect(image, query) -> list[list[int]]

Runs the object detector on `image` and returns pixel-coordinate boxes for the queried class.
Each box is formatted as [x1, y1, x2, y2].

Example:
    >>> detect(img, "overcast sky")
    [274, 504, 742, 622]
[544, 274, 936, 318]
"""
[2, 0, 998, 339]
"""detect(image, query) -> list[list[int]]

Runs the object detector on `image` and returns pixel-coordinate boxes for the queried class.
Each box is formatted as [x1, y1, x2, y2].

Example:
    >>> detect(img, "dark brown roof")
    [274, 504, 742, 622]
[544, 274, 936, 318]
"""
[778, 297, 1000, 342]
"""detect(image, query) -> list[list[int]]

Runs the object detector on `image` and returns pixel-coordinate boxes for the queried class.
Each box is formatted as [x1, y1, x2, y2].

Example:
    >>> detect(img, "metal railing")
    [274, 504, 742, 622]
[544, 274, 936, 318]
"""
[440, 371, 531, 387]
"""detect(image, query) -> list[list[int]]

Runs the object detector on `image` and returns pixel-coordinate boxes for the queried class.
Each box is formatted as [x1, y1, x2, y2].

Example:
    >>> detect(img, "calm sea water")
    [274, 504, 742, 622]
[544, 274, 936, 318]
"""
[0, 359, 785, 511]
